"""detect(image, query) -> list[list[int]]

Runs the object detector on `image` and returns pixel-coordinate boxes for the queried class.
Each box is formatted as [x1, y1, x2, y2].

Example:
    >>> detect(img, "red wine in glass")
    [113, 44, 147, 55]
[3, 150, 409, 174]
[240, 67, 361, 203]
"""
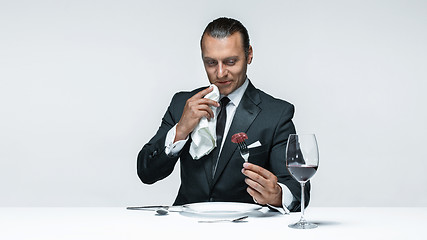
[286, 134, 319, 229]
[287, 165, 318, 182]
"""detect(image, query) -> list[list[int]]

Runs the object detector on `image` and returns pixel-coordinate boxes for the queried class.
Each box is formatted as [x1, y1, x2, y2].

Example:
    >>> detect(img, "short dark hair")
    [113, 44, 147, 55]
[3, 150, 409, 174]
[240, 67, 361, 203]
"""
[201, 17, 250, 58]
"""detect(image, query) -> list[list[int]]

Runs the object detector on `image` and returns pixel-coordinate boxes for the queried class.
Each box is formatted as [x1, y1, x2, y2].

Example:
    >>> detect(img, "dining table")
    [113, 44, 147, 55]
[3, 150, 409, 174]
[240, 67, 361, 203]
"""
[0, 206, 426, 240]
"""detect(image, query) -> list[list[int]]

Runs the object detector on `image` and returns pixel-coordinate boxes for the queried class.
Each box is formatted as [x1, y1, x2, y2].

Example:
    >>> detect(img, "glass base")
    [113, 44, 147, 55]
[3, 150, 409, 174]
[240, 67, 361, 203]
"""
[288, 220, 318, 229]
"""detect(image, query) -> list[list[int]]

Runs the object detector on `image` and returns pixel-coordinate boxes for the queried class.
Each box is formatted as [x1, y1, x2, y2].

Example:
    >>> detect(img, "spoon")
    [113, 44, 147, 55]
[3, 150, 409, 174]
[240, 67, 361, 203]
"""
[198, 215, 248, 223]
[156, 208, 169, 215]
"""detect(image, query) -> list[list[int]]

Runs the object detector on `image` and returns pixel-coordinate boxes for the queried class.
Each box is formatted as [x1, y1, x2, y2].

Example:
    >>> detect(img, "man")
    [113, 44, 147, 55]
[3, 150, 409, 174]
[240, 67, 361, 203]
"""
[137, 17, 309, 212]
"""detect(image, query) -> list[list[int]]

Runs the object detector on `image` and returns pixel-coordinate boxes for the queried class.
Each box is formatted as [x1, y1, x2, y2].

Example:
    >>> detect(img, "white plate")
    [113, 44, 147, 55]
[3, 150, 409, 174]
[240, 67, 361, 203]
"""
[181, 202, 262, 218]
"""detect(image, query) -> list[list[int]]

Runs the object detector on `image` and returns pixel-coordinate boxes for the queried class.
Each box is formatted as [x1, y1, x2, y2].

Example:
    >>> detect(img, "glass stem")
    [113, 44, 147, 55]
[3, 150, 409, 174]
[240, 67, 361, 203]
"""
[300, 182, 306, 222]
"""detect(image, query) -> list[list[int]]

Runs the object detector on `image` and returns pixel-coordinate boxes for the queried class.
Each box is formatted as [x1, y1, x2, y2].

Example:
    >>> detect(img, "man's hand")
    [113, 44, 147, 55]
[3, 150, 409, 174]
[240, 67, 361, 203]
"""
[175, 86, 220, 142]
[242, 162, 282, 206]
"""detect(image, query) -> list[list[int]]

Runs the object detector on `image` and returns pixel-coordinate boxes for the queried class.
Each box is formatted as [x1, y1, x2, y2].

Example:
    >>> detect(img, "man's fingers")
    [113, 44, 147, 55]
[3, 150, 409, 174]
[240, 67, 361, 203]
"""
[196, 104, 215, 119]
[197, 98, 220, 108]
[242, 163, 282, 207]
[243, 169, 269, 190]
[193, 86, 214, 99]
[176, 86, 220, 140]
[246, 186, 265, 204]
[245, 177, 264, 193]
[242, 163, 279, 194]
[189, 88, 220, 108]
[243, 162, 275, 180]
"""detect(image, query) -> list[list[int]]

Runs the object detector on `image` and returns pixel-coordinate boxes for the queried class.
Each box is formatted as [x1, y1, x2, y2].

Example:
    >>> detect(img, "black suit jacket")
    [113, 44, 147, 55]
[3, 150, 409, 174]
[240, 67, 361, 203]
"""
[137, 81, 310, 211]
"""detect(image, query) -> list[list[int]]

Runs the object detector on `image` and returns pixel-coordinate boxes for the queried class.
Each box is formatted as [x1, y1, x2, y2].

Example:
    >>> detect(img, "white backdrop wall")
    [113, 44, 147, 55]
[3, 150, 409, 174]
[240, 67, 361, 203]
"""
[1, 0, 426, 207]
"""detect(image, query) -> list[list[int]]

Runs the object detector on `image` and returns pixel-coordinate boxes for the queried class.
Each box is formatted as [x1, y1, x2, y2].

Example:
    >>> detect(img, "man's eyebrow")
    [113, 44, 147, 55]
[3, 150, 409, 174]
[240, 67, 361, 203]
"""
[203, 56, 239, 61]
[224, 56, 239, 60]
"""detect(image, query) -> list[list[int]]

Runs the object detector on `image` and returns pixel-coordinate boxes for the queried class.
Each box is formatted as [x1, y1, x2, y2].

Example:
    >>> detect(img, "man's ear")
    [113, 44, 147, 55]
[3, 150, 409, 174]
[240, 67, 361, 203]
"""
[247, 45, 253, 64]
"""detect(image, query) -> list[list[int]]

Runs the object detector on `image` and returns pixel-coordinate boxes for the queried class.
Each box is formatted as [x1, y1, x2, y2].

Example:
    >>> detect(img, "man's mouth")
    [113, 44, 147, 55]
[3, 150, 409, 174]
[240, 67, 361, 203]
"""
[216, 80, 232, 85]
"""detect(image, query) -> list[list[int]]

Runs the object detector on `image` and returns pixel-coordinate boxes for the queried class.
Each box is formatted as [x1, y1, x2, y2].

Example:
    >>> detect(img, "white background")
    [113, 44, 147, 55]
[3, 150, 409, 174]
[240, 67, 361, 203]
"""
[1, 0, 426, 207]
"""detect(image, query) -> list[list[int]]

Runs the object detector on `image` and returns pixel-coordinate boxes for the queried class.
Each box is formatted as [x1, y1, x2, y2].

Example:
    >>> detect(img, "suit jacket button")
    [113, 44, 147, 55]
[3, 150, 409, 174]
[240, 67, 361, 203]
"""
[209, 197, 214, 202]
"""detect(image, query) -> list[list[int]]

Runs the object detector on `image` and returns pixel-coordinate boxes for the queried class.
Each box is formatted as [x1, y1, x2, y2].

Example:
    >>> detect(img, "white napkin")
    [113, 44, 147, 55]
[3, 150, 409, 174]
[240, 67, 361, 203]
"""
[189, 84, 220, 160]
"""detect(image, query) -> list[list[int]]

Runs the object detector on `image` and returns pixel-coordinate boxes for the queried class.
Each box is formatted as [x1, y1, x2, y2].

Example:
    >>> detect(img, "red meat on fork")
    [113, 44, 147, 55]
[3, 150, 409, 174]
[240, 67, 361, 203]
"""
[231, 132, 248, 143]
[232, 132, 249, 162]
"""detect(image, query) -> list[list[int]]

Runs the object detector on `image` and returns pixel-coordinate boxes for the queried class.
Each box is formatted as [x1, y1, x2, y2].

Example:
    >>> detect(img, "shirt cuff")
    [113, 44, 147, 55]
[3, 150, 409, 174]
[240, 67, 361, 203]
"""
[165, 124, 188, 156]
[266, 183, 294, 214]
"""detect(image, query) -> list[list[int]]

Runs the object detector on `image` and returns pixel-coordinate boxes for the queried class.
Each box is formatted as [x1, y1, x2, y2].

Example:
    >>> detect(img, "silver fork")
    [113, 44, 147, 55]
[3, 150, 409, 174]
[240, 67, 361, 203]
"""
[237, 141, 249, 162]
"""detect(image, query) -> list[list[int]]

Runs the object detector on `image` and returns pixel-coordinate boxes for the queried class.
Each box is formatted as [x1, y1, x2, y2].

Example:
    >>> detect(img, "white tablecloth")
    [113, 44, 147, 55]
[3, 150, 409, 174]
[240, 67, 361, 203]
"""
[1, 207, 426, 240]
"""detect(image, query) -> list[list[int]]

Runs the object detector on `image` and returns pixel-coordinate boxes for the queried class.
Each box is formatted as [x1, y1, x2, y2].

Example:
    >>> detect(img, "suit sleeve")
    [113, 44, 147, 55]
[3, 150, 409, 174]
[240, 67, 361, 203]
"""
[137, 93, 184, 184]
[269, 104, 311, 212]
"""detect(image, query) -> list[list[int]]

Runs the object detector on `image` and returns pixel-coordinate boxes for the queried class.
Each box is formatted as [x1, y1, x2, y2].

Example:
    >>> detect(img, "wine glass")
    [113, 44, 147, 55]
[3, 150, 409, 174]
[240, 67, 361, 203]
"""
[286, 134, 319, 229]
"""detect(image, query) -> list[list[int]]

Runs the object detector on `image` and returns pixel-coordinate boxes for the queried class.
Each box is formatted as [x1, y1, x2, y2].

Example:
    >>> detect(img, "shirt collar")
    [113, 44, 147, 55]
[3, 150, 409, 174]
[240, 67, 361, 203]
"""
[221, 78, 249, 107]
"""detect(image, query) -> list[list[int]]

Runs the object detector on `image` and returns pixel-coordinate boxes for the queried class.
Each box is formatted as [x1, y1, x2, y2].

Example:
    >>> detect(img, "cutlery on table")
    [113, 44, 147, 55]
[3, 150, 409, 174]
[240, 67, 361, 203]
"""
[126, 206, 169, 211]
[198, 215, 248, 223]
[155, 209, 169, 215]
[126, 206, 179, 215]
[232, 132, 249, 162]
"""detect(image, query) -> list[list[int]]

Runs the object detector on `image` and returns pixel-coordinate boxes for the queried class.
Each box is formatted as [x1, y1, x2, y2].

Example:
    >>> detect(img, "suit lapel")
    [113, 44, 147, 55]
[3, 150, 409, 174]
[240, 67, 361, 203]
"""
[212, 82, 262, 185]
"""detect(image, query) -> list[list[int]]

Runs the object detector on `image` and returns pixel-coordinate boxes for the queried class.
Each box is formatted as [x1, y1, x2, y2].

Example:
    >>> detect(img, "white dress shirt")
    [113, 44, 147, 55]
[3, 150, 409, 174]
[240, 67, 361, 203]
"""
[164, 79, 295, 213]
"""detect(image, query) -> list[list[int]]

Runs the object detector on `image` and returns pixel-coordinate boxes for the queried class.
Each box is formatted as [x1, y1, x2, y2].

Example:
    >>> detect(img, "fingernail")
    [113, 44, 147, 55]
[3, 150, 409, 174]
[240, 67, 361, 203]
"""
[243, 163, 249, 168]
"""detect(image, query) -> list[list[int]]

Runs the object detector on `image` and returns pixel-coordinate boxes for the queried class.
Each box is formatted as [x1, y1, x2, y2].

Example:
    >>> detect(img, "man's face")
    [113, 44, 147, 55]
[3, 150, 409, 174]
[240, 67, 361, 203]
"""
[201, 32, 253, 96]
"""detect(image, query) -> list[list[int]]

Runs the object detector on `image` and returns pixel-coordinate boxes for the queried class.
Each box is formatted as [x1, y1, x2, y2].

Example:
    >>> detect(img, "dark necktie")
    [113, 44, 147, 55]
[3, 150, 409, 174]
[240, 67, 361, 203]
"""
[212, 97, 230, 178]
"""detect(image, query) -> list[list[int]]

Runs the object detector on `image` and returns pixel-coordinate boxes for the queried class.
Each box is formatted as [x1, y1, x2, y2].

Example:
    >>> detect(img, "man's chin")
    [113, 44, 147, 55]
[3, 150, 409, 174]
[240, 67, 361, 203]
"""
[215, 83, 234, 95]
[218, 87, 232, 96]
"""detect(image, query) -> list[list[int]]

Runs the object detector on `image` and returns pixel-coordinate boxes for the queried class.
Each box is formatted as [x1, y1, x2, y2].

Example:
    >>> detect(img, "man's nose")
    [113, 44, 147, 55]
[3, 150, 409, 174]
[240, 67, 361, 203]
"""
[216, 63, 228, 78]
